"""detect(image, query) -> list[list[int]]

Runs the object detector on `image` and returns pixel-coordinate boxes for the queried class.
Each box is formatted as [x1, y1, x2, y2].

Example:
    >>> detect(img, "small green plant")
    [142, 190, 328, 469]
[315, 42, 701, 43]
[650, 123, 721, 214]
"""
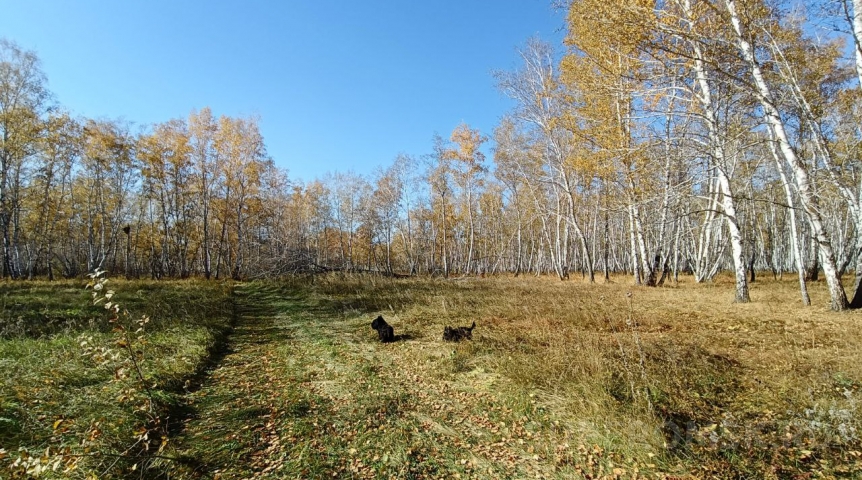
[6, 271, 170, 478]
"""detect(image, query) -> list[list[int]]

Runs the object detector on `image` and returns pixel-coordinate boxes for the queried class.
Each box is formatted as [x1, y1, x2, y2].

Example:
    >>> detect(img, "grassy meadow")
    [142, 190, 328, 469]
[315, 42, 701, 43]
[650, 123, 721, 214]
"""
[0, 279, 235, 477]
[1, 273, 861, 478]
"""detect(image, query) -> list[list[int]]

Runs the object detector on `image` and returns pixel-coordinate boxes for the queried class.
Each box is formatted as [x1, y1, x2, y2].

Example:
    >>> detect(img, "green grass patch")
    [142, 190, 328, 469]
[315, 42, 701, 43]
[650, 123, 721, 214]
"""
[0, 279, 234, 478]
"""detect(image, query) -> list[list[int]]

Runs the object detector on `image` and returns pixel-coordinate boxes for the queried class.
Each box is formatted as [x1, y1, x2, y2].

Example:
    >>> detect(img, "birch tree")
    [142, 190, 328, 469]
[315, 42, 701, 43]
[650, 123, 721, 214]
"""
[0, 38, 50, 278]
[563, 1, 656, 284]
[188, 108, 219, 279]
[26, 112, 78, 279]
[664, 0, 752, 301]
[720, 0, 849, 310]
[497, 39, 595, 281]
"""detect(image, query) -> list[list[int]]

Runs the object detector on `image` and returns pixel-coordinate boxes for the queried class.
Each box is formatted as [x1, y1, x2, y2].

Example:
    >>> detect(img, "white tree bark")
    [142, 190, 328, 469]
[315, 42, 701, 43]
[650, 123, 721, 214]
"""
[847, 0, 862, 87]
[678, 0, 750, 301]
[628, 205, 642, 284]
[768, 137, 810, 305]
[723, 0, 848, 310]
[716, 171, 750, 302]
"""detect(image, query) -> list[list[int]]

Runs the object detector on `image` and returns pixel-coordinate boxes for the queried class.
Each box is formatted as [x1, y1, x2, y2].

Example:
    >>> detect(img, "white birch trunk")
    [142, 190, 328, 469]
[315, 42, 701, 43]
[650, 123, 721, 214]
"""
[850, 0, 862, 87]
[724, 0, 848, 310]
[466, 185, 475, 275]
[694, 186, 721, 283]
[628, 205, 642, 284]
[632, 200, 653, 285]
[717, 171, 750, 302]
[766, 28, 862, 306]
[680, 0, 749, 301]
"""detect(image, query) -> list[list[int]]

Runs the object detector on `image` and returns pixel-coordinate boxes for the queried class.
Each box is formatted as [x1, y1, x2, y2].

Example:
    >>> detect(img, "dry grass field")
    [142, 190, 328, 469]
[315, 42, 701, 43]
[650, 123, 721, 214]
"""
[2, 274, 861, 478]
[286, 273, 862, 478]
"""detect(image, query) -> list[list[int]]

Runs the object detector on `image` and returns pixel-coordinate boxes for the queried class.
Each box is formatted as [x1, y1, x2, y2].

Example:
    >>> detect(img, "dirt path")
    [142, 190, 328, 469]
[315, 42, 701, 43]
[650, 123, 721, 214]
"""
[164, 283, 630, 479]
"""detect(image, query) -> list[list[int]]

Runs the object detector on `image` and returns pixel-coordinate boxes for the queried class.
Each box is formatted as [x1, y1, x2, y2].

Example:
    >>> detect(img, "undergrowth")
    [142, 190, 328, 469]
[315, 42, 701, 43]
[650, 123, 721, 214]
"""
[0, 276, 234, 478]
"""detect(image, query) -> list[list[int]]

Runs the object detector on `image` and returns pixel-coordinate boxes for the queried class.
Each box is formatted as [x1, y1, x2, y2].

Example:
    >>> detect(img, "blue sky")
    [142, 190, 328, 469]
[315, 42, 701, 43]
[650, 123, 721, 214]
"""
[0, 1, 564, 182]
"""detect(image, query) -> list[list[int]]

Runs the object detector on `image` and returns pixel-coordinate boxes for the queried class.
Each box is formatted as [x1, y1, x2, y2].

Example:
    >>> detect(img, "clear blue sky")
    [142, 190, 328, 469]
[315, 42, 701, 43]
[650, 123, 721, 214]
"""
[0, 1, 565, 182]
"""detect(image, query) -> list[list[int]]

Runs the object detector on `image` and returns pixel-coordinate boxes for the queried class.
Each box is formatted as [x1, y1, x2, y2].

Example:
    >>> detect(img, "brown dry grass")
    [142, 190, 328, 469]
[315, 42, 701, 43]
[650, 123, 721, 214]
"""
[304, 272, 862, 477]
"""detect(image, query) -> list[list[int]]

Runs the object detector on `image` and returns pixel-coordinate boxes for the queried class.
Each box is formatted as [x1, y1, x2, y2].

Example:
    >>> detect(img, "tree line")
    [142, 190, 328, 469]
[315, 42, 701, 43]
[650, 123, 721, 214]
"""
[3, 0, 862, 310]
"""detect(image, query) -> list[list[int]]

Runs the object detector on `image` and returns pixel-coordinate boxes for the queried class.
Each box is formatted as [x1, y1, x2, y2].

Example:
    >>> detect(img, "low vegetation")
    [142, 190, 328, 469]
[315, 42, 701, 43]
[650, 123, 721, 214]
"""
[2, 274, 861, 478]
[268, 273, 862, 478]
[0, 278, 234, 477]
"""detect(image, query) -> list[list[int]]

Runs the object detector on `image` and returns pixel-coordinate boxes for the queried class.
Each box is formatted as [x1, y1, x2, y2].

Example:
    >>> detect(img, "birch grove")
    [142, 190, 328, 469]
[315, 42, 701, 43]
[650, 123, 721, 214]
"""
[3, 1, 862, 310]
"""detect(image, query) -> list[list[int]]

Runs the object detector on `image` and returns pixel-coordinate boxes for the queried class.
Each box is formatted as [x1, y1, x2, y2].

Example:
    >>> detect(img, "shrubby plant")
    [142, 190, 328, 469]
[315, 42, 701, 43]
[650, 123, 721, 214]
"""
[6, 271, 169, 478]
